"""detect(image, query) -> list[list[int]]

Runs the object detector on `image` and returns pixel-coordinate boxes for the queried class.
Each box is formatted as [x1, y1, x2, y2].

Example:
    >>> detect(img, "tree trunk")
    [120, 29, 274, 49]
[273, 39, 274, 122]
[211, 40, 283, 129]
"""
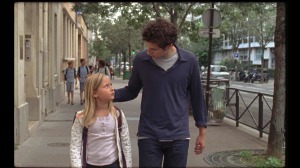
[152, 2, 161, 18]
[266, 2, 285, 159]
[170, 9, 178, 28]
[260, 47, 265, 83]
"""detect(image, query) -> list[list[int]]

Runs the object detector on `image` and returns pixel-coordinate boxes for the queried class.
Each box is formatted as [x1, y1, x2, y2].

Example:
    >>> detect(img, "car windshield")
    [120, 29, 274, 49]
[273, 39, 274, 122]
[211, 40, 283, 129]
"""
[212, 66, 227, 72]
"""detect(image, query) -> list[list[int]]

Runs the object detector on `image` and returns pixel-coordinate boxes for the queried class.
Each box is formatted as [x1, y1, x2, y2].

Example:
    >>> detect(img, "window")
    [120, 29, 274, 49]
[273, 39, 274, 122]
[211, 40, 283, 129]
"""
[239, 49, 248, 60]
[255, 48, 262, 60]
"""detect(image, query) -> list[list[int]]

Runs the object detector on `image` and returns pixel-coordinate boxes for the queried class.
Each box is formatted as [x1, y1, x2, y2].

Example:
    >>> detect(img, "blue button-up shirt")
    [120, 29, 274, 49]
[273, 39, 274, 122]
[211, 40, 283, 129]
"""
[114, 45, 207, 140]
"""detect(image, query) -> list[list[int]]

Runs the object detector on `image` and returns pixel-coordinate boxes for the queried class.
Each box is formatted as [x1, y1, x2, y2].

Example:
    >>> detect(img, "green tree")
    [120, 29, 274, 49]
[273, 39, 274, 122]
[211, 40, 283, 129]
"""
[217, 3, 248, 55]
[90, 37, 111, 61]
[73, 2, 206, 36]
[72, 2, 210, 68]
[246, 3, 276, 83]
[219, 56, 242, 70]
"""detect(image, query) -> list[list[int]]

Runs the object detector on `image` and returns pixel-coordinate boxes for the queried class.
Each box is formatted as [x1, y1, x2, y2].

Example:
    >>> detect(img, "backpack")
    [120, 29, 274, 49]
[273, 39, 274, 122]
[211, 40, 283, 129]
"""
[64, 68, 76, 81]
[77, 66, 89, 78]
[72, 106, 127, 168]
[97, 66, 108, 75]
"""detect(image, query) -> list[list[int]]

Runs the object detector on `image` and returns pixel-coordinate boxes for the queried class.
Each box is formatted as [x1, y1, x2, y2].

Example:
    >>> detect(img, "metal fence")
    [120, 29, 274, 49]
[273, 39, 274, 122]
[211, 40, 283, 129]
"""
[201, 78, 273, 138]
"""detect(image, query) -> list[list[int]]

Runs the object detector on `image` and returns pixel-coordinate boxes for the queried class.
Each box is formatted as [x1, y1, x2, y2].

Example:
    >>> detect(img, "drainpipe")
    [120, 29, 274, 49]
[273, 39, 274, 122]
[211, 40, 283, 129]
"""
[43, 3, 48, 88]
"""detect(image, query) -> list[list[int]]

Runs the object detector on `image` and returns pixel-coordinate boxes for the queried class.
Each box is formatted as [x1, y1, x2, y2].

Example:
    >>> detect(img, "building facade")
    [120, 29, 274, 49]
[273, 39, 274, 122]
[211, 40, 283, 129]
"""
[214, 36, 275, 69]
[14, 2, 89, 144]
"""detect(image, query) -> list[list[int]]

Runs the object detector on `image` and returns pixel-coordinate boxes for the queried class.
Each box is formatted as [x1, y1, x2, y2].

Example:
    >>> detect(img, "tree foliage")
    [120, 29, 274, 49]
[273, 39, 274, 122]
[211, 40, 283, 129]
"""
[217, 3, 250, 52]
[219, 56, 242, 70]
[73, 2, 277, 72]
[72, 2, 210, 63]
[89, 37, 110, 62]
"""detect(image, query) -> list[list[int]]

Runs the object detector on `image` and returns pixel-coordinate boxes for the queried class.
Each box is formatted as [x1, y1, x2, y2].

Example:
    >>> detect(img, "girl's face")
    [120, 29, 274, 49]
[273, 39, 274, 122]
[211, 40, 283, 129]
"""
[94, 76, 114, 102]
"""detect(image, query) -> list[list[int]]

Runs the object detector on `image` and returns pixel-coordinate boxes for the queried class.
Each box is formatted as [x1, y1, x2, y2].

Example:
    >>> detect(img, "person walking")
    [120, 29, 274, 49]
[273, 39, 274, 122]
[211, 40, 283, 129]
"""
[113, 18, 207, 167]
[70, 73, 132, 168]
[64, 60, 76, 105]
[77, 58, 90, 105]
[106, 62, 114, 80]
[88, 64, 96, 75]
[97, 59, 111, 79]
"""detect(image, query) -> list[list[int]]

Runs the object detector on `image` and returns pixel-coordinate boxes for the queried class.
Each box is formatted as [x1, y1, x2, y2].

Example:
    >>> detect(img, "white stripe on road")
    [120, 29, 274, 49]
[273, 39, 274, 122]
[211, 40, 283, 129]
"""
[245, 86, 265, 90]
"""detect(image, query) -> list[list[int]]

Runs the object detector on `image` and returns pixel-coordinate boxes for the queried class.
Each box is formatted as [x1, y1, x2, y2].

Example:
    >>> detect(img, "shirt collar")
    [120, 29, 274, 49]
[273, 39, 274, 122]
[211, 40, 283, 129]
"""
[142, 44, 188, 62]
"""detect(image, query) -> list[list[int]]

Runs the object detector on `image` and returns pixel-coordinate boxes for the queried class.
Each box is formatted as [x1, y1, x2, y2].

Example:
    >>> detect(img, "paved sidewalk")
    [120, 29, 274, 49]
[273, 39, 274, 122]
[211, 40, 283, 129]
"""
[14, 77, 268, 167]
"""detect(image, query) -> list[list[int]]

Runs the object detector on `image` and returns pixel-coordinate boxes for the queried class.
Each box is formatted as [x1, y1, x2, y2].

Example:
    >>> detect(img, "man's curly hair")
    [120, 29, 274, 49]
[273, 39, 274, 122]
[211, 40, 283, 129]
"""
[142, 18, 178, 49]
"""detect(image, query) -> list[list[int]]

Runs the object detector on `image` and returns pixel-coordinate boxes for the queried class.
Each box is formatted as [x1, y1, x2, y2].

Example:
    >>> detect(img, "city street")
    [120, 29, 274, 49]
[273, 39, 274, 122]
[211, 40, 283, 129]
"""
[226, 79, 274, 132]
[14, 77, 268, 167]
[230, 79, 274, 95]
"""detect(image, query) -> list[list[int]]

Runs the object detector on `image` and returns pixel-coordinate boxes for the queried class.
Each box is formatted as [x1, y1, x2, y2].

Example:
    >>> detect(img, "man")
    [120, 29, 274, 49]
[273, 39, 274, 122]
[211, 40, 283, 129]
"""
[114, 18, 207, 167]
[77, 58, 89, 105]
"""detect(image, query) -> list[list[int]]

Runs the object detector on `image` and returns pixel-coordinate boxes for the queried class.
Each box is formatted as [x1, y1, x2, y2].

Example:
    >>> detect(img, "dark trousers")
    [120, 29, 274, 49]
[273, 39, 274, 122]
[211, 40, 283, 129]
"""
[138, 138, 189, 167]
[86, 159, 120, 168]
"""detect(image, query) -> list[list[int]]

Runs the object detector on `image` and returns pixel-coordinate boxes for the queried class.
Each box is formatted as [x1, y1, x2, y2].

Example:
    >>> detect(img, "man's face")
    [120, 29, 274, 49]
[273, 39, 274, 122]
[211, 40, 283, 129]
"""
[81, 60, 86, 65]
[145, 41, 168, 59]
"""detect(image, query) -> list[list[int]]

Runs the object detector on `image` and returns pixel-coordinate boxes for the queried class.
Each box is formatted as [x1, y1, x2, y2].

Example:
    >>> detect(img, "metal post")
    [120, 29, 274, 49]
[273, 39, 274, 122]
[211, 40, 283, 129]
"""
[246, 18, 251, 71]
[248, 30, 251, 71]
[205, 2, 214, 109]
[123, 51, 126, 75]
[235, 89, 239, 127]
[128, 28, 132, 75]
[258, 93, 263, 138]
[235, 60, 237, 81]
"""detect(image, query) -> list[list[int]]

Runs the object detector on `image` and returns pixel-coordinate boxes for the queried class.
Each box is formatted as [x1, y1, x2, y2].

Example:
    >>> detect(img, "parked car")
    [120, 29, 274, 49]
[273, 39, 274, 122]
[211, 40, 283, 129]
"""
[201, 65, 230, 80]
[116, 62, 130, 71]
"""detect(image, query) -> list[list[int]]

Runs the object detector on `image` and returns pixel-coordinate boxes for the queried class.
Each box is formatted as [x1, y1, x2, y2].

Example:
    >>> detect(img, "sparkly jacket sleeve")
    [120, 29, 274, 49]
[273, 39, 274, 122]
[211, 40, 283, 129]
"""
[70, 117, 83, 168]
[120, 110, 132, 167]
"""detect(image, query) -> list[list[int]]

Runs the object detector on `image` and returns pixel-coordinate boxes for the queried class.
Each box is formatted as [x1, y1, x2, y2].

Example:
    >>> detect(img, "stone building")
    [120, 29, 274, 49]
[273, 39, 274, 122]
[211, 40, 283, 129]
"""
[14, 2, 89, 144]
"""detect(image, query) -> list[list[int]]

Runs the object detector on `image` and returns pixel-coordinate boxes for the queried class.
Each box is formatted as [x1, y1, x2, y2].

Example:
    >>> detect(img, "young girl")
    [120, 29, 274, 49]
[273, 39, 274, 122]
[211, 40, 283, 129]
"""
[70, 73, 132, 168]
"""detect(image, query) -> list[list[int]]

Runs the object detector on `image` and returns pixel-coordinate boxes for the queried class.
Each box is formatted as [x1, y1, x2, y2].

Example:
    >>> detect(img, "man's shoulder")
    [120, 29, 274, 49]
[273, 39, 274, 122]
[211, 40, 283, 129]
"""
[135, 50, 148, 60]
[177, 47, 197, 59]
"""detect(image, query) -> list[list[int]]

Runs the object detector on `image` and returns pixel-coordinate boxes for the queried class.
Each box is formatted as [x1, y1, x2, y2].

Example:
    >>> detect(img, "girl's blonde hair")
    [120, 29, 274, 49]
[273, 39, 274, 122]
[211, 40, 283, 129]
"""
[82, 73, 117, 127]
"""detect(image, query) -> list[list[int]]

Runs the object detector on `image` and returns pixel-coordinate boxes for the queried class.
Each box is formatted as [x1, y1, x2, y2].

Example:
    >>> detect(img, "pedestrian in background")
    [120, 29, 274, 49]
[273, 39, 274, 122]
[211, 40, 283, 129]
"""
[88, 64, 96, 75]
[97, 59, 111, 79]
[70, 73, 132, 168]
[64, 60, 76, 105]
[77, 58, 90, 105]
[113, 18, 207, 167]
[106, 62, 114, 80]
